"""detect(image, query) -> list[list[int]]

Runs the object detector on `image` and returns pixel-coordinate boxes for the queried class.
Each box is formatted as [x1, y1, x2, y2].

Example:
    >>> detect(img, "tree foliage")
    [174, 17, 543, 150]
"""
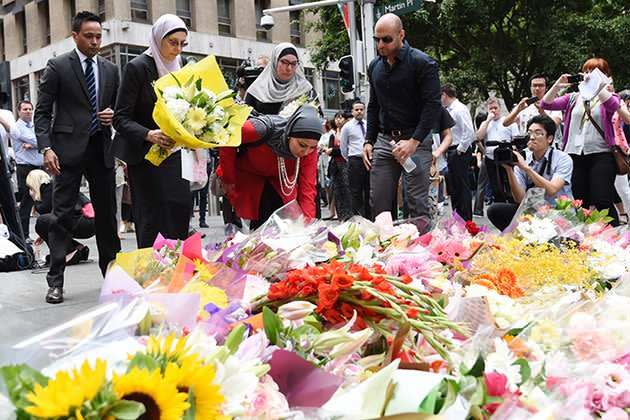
[308, 0, 630, 108]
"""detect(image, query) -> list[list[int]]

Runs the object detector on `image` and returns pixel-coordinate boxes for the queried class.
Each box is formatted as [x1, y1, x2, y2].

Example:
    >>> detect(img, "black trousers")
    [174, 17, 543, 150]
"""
[16, 163, 41, 238]
[128, 151, 192, 249]
[47, 136, 120, 288]
[485, 157, 512, 203]
[329, 159, 352, 221]
[36, 213, 95, 254]
[446, 150, 473, 221]
[249, 181, 284, 231]
[570, 152, 619, 226]
[487, 202, 519, 231]
[348, 156, 371, 218]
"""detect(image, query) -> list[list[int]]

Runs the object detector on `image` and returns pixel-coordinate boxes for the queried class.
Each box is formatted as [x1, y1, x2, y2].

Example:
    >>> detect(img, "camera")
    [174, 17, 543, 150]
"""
[494, 135, 529, 165]
[260, 15, 275, 30]
[525, 96, 538, 106]
[236, 61, 264, 89]
[567, 74, 584, 84]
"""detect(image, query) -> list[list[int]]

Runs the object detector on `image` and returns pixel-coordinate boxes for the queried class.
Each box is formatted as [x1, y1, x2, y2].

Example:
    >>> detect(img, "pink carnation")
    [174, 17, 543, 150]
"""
[570, 330, 615, 362]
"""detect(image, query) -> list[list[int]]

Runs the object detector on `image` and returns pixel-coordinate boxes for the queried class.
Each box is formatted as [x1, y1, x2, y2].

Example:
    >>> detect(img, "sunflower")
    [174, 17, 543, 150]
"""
[165, 359, 227, 420]
[25, 359, 107, 418]
[146, 333, 191, 365]
[113, 367, 189, 420]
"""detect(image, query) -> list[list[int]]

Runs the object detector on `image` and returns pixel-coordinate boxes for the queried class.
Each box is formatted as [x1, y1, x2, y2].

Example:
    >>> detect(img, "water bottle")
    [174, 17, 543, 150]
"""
[0, 224, 8, 239]
[402, 157, 416, 173]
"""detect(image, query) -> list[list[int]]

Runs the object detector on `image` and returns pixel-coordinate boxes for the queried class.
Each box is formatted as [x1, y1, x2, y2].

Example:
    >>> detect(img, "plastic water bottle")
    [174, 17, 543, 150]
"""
[0, 224, 8, 239]
[402, 157, 416, 173]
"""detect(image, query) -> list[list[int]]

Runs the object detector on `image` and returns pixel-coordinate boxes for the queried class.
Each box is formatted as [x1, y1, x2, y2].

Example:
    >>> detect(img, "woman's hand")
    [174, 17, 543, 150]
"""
[146, 130, 175, 149]
[554, 74, 575, 89]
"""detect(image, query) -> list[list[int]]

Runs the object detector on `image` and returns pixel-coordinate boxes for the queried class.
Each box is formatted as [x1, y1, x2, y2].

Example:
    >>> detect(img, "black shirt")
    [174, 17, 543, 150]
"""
[365, 42, 442, 145]
[438, 107, 456, 132]
[244, 93, 283, 115]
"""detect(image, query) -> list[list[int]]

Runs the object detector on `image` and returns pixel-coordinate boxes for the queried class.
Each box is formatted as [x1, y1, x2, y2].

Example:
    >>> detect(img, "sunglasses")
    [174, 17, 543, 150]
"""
[373, 35, 394, 44]
[166, 38, 188, 48]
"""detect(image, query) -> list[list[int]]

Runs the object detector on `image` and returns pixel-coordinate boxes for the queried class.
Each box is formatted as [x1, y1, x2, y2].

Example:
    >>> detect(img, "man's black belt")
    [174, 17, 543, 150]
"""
[380, 128, 415, 140]
[485, 140, 510, 147]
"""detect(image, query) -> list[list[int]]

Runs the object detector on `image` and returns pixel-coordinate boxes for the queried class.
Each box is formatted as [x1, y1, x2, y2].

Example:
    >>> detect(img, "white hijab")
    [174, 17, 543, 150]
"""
[145, 14, 188, 77]
[246, 42, 313, 104]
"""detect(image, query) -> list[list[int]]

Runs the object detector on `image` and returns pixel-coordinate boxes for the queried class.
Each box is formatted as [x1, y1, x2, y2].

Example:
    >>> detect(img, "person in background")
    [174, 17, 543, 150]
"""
[35, 11, 120, 304]
[27, 169, 92, 267]
[487, 115, 573, 231]
[1, 101, 42, 242]
[326, 111, 352, 221]
[341, 100, 371, 218]
[612, 94, 630, 224]
[542, 57, 621, 226]
[113, 14, 192, 248]
[219, 106, 321, 229]
[245, 43, 314, 115]
[473, 112, 490, 216]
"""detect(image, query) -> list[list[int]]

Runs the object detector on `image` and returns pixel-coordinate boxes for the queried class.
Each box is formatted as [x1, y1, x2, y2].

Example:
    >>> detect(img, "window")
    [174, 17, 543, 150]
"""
[15, 11, 26, 55]
[304, 68, 315, 87]
[38, 1, 51, 46]
[289, 10, 302, 46]
[14, 75, 30, 106]
[68, 0, 75, 26]
[255, 0, 270, 42]
[97, 0, 106, 21]
[217, 0, 232, 36]
[118, 44, 145, 69]
[130, 0, 150, 23]
[323, 70, 342, 110]
[176, 0, 192, 30]
[217, 56, 244, 89]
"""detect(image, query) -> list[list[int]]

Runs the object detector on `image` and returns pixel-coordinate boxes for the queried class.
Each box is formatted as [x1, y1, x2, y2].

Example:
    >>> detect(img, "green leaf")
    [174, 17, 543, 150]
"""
[263, 306, 282, 345]
[417, 381, 441, 414]
[505, 323, 530, 337]
[216, 90, 237, 103]
[437, 379, 460, 414]
[291, 324, 320, 339]
[183, 389, 196, 420]
[106, 400, 146, 419]
[513, 358, 531, 385]
[225, 324, 248, 354]
[463, 354, 485, 378]
[183, 74, 195, 87]
[195, 78, 202, 91]
[127, 353, 160, 373]
[0, 364, 48, 408]
[169, 73, 182, 88]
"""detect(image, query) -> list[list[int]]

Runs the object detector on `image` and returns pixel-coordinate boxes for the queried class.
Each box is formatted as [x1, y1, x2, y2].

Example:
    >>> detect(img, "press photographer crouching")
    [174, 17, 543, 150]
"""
[487, 115, 574, 231]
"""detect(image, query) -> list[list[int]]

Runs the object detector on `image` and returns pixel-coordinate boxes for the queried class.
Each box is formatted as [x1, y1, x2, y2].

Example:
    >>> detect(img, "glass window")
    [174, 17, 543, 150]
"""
[15, 11, 26, 55]
[176, 0, 192, 30]
[217, 0, 232, 36]
[217, 56, 244, 90]
[119, 44, 146, 69]
[255, 0, 270, 42]
[38, 1, 50, 46]
[289, 10, 302, 46]
[97, 0, 106, 21]
[323, 70, 342, 110]
[14, 76, 30, 106]
[130, 0, 150, 23]
[304, 68, 315, 87]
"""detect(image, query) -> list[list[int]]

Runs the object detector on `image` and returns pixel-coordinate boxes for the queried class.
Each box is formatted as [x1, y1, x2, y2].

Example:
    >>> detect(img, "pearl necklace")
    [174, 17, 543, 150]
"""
[277, 157, 300, 196]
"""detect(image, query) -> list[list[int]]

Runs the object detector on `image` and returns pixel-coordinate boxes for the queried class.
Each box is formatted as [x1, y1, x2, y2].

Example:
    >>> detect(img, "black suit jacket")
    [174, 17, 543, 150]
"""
[34, 50, 119, 168]
[112, 54, 159, 166]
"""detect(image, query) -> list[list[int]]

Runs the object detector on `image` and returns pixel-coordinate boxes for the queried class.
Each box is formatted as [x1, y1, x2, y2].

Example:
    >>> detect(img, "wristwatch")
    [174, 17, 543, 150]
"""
[41, 147, 52, 154]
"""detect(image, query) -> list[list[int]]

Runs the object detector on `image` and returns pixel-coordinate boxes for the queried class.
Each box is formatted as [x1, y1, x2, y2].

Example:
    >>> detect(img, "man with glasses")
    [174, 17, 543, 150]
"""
[363, 13, 442, 220]
[487, 115, 573, 231]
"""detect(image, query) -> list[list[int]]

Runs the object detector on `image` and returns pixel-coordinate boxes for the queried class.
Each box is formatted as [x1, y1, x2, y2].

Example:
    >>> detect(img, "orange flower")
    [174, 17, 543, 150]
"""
[504, 335, 530, 358]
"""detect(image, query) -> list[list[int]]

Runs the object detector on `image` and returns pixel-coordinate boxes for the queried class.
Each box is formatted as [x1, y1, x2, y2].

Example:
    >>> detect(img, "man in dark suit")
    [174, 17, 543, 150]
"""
[35, 11, 121, 304]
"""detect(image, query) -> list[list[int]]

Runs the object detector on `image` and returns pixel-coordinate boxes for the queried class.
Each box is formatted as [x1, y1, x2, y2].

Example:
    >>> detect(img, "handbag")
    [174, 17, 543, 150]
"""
[584, 102, 630, 175]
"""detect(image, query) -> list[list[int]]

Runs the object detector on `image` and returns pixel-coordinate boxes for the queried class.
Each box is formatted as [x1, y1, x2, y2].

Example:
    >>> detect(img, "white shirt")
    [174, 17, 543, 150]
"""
[446, 99, 475, 152]
[340, 118, 366, 160]
[485, 117, 519, 160]
[75, 47, 99, 108]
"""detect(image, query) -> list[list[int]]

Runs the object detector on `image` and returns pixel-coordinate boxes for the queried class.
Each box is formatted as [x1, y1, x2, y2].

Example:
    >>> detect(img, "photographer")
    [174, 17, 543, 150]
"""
[487, 115, 573, 231]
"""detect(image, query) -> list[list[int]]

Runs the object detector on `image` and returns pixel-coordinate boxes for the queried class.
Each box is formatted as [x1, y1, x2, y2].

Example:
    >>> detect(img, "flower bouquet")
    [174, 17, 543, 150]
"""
[148, 55, 252, 165]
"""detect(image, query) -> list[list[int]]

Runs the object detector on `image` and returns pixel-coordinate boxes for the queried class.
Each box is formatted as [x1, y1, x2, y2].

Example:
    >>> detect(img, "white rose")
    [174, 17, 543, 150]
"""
[166, 98, 191, 122]
[162, 86, 181, 102]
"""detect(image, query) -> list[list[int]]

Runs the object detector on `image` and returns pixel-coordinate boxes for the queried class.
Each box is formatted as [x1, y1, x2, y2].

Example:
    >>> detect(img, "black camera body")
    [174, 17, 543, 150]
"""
[236, 63, 264, 89]
[494, 135, 529, 165]
[567, 74, 584, 84]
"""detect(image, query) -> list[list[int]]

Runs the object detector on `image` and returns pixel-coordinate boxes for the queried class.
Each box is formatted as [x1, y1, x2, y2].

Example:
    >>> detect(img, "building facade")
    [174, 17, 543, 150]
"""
[0, 0, 345, 113]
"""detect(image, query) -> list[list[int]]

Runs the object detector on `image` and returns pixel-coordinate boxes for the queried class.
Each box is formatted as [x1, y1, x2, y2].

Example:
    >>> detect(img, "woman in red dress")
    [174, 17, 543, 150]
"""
[219, 105, 323, 230]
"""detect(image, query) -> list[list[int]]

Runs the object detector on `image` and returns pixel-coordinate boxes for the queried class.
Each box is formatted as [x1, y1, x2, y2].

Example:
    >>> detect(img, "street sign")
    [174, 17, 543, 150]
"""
[374, 0, 422, 19]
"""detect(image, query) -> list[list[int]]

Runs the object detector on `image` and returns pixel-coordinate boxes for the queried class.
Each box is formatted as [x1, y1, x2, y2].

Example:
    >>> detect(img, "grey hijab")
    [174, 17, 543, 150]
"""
[249, 105, 323, 159]
[246, 42, 313, 104]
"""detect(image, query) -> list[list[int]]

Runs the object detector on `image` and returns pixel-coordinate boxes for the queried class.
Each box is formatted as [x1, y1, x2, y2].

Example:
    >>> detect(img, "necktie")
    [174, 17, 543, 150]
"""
[358, 120, 365, 137]
[84, 58, 99, 135]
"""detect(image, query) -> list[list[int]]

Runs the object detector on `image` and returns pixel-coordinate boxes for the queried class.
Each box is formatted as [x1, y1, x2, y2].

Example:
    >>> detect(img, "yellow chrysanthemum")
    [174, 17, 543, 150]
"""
[25, 359, 107, 418]
[146, 333, 191, 364]
[113, 367, 189, 420]
[185, 106, 208, 134]
[165, 359, 227, 420]
[181, 279, 228, 320]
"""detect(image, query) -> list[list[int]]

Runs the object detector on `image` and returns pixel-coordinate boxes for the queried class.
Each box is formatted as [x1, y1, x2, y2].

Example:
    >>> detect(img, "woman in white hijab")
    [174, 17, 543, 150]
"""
[113, 14, 193, 248]
[245, 42, 315, 115]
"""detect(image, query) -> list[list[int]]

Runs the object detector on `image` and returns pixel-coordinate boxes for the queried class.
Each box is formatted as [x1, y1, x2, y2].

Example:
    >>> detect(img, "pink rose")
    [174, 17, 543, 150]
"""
[485, 372, 509, 397]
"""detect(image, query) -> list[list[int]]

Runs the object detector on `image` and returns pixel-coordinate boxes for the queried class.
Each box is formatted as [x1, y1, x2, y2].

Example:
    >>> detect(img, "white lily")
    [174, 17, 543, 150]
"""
[277, 300, 316, 322]
[329, 328, 373, 360]
[312, 312, 357, 352]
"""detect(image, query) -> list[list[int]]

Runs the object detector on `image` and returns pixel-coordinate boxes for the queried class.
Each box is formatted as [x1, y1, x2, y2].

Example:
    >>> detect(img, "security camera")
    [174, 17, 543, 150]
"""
[260, 15, 275, 30]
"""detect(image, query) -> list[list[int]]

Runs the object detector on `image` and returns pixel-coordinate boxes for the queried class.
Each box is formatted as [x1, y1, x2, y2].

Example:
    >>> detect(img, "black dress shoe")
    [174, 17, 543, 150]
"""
[45, 287, 64, 304]
[199, 221, 209, 228]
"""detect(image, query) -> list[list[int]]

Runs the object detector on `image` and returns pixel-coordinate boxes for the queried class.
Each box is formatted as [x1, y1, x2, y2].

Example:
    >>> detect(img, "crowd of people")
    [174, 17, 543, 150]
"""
[0, 10, 629, 304]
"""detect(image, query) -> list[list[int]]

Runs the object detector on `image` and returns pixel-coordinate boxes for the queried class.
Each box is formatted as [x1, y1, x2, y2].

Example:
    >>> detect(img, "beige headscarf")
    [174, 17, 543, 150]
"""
[144, 14, 188, 77]
[26, 169, 51, 202]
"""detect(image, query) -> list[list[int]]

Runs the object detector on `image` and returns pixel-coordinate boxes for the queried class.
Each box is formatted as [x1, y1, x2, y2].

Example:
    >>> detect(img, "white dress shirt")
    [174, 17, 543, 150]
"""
[340, 118, 366, 160]
[485, 117, 519, 160]
[75, 47, 99, 108]
[446, 99, 475, 153]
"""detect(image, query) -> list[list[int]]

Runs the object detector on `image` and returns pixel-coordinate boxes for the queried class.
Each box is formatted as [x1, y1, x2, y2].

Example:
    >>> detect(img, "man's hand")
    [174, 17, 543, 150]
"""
[513, 150, 527, 170]
[392, 139, 418, 165]
[146, 130, 175, 149]
[516, 97, 529, 113]
[363, 143, 373, 170]
[97, 107, 114, 126]
[44, 149, 61, 175]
